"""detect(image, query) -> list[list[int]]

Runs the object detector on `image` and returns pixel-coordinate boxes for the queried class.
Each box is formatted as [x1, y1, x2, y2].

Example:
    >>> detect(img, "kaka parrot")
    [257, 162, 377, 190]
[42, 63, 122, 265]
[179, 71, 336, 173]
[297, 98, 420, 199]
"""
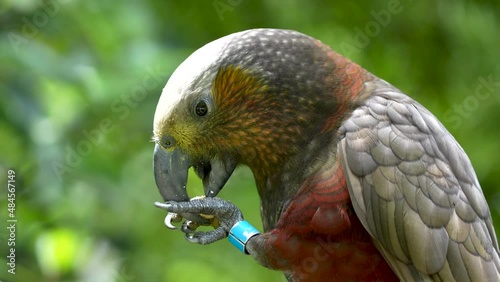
[152, 29, 500, 281]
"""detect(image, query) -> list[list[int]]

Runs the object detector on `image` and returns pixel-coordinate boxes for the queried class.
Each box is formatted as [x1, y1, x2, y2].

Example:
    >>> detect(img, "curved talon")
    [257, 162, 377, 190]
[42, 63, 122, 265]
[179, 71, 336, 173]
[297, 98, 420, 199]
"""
[155, 201, 169, 209]
[185, 232, 200, 243]
[180, 221, 191, 233]
[181, 220, 200, 233]
[164, 213, 182, 230]
[154, 201, 211, 225]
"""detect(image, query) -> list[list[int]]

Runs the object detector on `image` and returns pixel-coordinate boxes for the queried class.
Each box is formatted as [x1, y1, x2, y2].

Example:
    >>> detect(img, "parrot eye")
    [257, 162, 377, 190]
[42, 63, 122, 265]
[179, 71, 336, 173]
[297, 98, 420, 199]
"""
[195, 100, 208, 116]
[160, 135, 176, 149]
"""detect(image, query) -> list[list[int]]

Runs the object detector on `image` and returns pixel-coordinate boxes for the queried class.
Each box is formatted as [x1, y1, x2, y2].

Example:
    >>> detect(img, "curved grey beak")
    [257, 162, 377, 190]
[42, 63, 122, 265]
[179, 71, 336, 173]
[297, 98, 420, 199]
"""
[153, 144, 190, 202]
[153, 143, 236, 224]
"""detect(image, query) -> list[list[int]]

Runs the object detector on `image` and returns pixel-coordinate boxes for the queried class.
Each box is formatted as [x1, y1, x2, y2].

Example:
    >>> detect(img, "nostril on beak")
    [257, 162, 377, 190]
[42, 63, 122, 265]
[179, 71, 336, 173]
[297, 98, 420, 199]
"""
[161, 135, 176, 149]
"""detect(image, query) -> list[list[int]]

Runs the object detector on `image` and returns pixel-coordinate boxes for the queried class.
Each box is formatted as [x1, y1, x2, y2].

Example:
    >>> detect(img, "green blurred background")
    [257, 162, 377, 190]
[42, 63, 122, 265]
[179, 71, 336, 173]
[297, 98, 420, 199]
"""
[1, 0, 499, 281]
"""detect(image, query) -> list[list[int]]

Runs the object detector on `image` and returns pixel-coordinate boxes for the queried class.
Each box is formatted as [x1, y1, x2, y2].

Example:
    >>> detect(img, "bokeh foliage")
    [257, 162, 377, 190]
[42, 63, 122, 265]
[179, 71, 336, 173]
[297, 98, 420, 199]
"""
[0, 0, 499, 281]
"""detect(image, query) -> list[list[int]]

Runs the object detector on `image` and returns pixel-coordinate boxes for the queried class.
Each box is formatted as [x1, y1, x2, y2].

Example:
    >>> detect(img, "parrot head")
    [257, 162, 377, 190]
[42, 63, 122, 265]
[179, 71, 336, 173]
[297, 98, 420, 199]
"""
[152, 29, 368, 224]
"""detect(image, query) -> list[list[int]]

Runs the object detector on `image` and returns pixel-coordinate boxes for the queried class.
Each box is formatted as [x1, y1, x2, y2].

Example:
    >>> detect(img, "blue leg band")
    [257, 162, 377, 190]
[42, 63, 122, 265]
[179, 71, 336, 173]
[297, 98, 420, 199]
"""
[228, 220, 260, 254]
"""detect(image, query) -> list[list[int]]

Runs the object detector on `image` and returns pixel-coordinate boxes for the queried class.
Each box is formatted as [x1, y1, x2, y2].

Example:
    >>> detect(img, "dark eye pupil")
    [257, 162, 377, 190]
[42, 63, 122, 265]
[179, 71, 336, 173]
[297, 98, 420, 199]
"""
[195, 101, 208, 116]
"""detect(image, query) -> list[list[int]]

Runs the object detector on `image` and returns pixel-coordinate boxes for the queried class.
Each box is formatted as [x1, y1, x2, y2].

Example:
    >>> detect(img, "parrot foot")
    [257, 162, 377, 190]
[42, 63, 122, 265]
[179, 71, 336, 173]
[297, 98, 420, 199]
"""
[155, 197, 243, 245]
